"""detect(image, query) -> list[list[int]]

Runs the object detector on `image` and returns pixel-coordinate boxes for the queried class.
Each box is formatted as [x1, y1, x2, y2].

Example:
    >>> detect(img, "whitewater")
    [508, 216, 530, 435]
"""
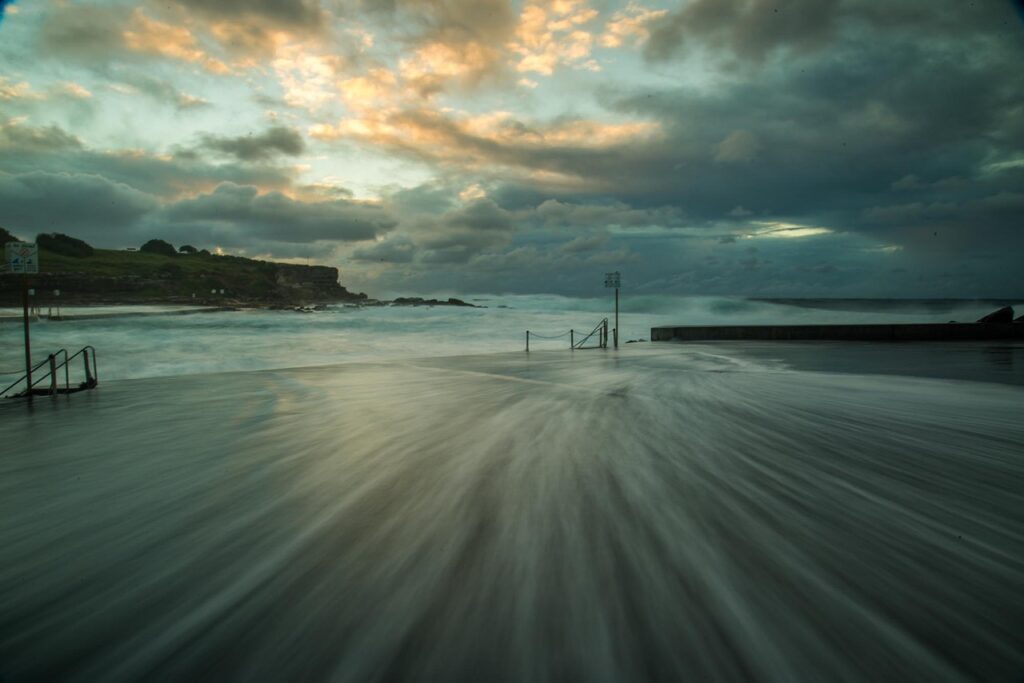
[1, 296, 1022, 681]
[2, 294, 1022, 381]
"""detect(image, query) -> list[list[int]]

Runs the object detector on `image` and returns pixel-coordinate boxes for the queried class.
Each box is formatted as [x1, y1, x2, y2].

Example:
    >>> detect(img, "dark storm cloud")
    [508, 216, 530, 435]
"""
[173, 0, 325, 28]
[160, 183, 397, 243]
[447, 198, 512, 232]
[411, 200, 515, 262]
[120, 75, 210, 110]
[350, 236, 416, 263]
[645, 0, 842, 62]
[357, 0, 515, 44]
[529, 9, 1024, 257]
[200, 126, 306, 161]
[0, 121, 296, 197]
[39, 4, 127, 61]
[534, 200, 683, 230]
[643, 0, 1019, 63]
[0, 121, 391, 253]
[0, 170, 157, 240]
[0, 121, 83, 152]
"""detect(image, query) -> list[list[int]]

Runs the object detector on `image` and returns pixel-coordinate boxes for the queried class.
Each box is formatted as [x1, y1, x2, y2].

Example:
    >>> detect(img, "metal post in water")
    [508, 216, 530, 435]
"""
[570, 329, 574, 350]
[22, 275, 32, 402]
[615, 287, 619, 349]
[526, 331, 529, 352]
[48, 354, 57, 395]
[83, 351, 92, 385]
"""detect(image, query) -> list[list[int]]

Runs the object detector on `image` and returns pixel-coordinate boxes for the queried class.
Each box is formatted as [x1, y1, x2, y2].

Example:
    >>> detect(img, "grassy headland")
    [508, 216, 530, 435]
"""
[1, 231, 366, 306]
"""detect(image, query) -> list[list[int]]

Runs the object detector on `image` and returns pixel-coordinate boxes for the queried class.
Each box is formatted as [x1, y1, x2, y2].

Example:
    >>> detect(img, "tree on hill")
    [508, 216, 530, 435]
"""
[140, 239, 177, 256]
[37, 232, 95, 258]
[0, 226, 22, 244]
[178, 244, 198, 254]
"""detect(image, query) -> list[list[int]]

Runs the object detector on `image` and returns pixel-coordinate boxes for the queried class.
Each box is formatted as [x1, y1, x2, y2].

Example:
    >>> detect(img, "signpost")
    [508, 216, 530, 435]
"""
[604, 271, 620, 348]
[5, 243, 39, 400]
[5, 242, 39, 275]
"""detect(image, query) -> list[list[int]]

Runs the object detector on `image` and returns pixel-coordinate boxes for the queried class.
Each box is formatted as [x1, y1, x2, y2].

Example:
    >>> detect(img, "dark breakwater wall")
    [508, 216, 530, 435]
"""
[651, 323, 1024, 342]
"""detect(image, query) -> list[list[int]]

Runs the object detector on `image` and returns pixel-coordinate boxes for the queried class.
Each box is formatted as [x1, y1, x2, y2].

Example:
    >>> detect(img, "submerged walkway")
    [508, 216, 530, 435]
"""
[1, 348, 1022, 681]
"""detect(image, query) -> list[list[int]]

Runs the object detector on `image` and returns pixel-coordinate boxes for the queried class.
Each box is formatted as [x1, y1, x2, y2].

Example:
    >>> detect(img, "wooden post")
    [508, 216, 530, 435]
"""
[22, 275, 32, 402]
[570, 329, 574, 350]
[526, 330, 529, 352]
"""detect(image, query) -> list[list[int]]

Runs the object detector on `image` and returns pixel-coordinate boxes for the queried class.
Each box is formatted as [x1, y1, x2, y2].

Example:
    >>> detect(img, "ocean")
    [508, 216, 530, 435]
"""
[2, 295, 1021, 383]
[1, 296, 1022, 681]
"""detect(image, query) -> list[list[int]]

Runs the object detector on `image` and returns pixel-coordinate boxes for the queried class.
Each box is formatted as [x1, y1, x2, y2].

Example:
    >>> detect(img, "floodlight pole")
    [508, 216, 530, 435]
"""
[614, 286, 619, 349]
[22, 275, 32, 402]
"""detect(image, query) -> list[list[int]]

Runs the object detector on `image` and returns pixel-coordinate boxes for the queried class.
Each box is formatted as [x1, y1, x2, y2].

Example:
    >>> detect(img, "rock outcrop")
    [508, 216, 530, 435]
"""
[390, 297, 478, 307]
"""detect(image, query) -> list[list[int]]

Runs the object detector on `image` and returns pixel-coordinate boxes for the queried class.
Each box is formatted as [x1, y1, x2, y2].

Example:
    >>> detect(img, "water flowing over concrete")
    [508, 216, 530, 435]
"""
[1, 346, 1022, 681]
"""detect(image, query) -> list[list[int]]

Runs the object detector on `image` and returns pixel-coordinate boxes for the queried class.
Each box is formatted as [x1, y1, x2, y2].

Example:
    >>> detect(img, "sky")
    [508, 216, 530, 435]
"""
[0, 0, 1022, 297]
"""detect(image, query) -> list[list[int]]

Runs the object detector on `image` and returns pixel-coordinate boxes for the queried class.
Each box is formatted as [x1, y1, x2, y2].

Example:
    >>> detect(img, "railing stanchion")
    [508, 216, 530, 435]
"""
[83, 351, 92, 385]
[570, 329, 574, 350]
[526, 331, 529, 353]
[48, 354, 57, 395]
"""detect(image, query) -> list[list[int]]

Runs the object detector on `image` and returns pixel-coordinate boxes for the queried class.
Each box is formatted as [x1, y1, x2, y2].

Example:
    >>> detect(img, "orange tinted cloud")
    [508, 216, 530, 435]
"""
[510, 0, 601, 75]
[123, 11, 231, 74]
[0, 78, 41, 101]
[310, 106, 660, 188]
[399, 40, 503, 95]
[599, 2, 668, 48]
[271, 43, 347, 110]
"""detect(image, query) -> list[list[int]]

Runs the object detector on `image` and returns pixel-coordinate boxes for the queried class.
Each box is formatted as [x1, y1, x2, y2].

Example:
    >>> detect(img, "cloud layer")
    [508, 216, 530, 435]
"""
[0, 0, 1021, 296]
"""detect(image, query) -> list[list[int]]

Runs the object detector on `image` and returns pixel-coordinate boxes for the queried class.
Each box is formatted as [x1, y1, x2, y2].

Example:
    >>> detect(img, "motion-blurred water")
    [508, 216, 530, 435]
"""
[1, 298, 1023, 680]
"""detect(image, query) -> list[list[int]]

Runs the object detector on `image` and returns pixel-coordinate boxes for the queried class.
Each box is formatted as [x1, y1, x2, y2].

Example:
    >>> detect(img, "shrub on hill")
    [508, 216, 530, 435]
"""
[37, 232, 95, 257]
[140, 239, 177, 257]
[178, 244, 198, 254]
[0, 227, 21, 244]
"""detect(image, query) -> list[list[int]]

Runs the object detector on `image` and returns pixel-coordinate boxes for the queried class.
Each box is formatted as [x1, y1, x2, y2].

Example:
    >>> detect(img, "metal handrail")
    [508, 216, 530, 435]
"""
[572, 318, 608, 349]
[68, 346, 98, 385]
[26, 349, 69, 392]
[1, 345, 98, 398]
[526, 318, 609, 351]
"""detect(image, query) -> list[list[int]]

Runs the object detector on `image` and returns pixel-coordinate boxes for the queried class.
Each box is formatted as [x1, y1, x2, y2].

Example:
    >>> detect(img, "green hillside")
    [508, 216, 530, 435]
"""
[1, 231, 364, 305]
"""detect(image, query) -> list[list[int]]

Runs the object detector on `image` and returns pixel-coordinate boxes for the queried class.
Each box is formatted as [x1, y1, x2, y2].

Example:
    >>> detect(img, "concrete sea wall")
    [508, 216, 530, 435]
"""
[651, 322, 1024, 342]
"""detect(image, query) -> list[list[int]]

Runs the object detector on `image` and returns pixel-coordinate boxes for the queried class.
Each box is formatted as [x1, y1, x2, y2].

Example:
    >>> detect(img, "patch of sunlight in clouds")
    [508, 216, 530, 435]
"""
[747, 222, 833, 239]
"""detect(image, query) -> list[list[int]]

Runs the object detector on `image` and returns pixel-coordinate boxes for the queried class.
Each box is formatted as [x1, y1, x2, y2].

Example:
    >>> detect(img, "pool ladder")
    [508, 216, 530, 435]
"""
[1, 346, 98, 399]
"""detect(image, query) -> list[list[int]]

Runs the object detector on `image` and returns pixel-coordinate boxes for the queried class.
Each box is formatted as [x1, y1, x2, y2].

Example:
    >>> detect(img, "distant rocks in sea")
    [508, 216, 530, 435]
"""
[389, 297, 480, 308]
[266, 297, 484, 312]
[977, 306, 1014, 323]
